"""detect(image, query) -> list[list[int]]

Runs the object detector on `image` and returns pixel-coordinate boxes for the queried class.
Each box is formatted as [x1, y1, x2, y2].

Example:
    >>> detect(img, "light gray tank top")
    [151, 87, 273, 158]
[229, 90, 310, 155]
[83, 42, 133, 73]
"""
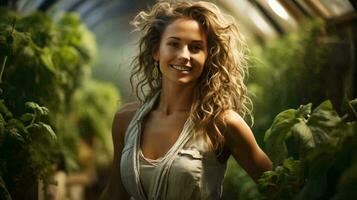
[139, 149, 162, 196]
[120, 92, 227, 200]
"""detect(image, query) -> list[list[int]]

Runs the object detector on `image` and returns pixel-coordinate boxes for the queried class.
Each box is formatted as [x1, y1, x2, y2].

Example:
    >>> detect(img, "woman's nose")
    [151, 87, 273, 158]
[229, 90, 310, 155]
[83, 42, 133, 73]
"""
[178, 46, 190, 62]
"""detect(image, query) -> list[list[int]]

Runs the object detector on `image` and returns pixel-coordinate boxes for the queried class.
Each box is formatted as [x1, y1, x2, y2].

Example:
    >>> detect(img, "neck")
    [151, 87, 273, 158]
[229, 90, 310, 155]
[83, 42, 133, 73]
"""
[156, 81, 196, 115]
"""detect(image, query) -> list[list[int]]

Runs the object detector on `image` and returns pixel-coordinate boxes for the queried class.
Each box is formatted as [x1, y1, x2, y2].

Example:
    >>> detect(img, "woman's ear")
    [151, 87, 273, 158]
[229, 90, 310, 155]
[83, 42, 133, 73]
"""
[152, 45, 159, 61]
[153, 53, 159, 61]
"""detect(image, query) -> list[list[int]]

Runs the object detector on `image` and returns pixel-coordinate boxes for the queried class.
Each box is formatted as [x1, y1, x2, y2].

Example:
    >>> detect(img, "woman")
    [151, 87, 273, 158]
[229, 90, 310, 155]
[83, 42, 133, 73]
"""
[101, 1, 272, 199]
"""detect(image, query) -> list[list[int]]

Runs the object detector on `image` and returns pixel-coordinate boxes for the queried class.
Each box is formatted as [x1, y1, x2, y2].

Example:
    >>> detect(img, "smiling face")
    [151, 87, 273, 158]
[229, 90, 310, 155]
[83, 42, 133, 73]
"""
[154, 18, 208, 86]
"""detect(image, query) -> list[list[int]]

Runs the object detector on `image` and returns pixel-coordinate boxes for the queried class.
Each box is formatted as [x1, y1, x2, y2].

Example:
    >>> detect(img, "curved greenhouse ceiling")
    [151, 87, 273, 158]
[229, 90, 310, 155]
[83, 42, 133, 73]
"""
[3, 0, 356, 101]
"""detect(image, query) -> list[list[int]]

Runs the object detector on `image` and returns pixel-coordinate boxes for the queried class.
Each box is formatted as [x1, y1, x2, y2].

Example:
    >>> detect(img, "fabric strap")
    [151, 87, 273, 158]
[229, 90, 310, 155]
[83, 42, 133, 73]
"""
[126, 92, 194, 200]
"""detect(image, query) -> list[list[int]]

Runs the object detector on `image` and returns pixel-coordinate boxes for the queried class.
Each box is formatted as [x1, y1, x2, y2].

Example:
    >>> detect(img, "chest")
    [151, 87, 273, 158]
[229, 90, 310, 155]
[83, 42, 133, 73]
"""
[140, 112, 189, 160]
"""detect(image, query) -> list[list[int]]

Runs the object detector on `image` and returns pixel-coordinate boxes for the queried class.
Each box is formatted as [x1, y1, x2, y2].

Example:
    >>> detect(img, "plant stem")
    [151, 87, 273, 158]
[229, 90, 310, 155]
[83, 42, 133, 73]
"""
[348, 100, 357, 118]
[0, 56, 7, 83]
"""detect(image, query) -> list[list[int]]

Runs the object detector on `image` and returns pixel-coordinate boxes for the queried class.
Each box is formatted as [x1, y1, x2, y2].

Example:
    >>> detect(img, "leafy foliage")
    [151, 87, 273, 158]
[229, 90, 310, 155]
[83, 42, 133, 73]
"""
[248, 19, 332, 146]
[258, 99, 357, 200]
[0, 100, 56, 200]
[0, 8, 96, 115]
[0, 7, 122, 199]
[224, 18, 355, 199]
[72, 79, 120, 167]
[0, 7, 98, 171]
[224, 19, 340, 200]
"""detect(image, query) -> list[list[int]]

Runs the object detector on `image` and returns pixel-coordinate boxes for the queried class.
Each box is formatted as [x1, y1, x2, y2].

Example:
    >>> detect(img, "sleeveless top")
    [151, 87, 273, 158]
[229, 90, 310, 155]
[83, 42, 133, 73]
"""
[120, 92, 228, 200]
[139, 149, 162, 196]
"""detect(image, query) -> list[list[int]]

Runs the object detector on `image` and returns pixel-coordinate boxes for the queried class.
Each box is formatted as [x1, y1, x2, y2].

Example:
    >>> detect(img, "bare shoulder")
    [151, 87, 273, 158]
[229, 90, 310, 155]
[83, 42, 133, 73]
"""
[221, 110, 250, 137]
[219, 109, 258, 150]
[112, 101, 141, 141]
[117, 101, 141, 115]
[116, 101, 140, 120]
[222, 110, 245, 125]
[221, 110, 272, 181]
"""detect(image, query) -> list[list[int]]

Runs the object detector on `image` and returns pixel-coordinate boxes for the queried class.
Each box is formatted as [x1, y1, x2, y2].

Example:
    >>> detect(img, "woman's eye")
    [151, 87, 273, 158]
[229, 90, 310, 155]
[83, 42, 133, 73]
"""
[168, 42, 179, 48]
[191, 45, 203, 53]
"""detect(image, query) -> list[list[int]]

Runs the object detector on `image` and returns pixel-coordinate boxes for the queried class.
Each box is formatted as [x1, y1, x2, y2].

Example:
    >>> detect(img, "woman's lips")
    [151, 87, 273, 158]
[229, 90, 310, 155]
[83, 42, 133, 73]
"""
[170, 64, 192, 72]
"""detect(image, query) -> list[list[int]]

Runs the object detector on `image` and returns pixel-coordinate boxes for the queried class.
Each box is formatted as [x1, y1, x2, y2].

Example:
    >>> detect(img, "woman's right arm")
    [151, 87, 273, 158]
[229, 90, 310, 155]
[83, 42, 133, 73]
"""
[100, 103, 139, 200]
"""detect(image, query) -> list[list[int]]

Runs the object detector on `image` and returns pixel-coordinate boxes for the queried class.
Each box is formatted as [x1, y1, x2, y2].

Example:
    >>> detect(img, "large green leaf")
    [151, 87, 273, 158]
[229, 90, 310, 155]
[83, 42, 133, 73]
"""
[291, 120, 315, 155]
[307, 100, 341, 145]
[309, 100, 341, 128]
[265, 104, 311, 166]
[264, 109, 296, 141]
[38, 122, 56, 140]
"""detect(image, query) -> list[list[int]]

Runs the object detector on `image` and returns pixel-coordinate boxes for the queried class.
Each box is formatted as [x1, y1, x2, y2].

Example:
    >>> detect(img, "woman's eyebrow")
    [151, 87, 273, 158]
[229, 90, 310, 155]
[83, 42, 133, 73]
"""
[168, 36, 205, 44]
[168, 36, 181, 40]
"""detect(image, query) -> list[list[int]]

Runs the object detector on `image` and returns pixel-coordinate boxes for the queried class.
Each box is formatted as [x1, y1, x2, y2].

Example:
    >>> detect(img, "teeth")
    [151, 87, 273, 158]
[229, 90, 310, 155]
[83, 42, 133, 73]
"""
[171, 65, 191, 71]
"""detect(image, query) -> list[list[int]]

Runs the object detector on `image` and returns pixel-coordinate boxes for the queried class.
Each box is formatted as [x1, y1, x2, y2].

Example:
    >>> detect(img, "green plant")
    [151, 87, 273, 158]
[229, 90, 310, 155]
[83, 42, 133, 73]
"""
[72, 79, 120, 167]
[0, 43, 57, 200]
[223, 19, 337, 200]
[258, 99, 357, 199]
[0, 8, 96, 115]
[0, 8, 98, 173]
[248, 19, 332, 146]
[0, 100, 56, 200]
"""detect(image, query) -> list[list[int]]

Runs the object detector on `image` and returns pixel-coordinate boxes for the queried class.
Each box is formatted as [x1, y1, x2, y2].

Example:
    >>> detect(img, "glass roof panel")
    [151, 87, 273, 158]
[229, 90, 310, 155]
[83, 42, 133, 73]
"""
[320, 0, 355, 16]
[258, 0, 299, 32]
[219, 0, 278, 41]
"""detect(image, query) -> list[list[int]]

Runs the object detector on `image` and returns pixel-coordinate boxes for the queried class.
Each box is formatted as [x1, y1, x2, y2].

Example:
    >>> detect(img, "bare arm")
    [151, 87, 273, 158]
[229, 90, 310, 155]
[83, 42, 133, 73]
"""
[222, 110, 272, 182]
[100, 102, 139, 200]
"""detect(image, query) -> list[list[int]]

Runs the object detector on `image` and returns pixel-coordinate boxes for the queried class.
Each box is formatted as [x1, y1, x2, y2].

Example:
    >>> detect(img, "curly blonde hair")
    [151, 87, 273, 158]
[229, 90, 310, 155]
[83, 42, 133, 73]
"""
[130, 0, 252, 150]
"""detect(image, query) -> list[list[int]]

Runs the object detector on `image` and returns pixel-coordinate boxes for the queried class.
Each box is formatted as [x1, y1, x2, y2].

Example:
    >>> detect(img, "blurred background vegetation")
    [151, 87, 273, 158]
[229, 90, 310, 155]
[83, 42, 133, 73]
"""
[0, 0, 356, 199]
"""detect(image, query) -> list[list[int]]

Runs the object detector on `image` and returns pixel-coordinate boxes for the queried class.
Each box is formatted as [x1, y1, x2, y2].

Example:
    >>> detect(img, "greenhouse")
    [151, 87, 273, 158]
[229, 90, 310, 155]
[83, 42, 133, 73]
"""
[0, 0, 356, 200]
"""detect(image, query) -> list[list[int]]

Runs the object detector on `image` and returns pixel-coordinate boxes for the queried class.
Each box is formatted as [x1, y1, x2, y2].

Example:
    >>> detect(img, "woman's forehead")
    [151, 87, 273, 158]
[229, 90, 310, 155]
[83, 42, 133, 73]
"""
[161, 18, 207, 43]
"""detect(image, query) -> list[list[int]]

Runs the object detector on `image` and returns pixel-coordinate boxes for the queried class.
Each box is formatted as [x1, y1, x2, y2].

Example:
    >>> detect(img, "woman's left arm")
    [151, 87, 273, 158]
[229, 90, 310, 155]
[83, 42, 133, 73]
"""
[222, 110, 273, 182]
